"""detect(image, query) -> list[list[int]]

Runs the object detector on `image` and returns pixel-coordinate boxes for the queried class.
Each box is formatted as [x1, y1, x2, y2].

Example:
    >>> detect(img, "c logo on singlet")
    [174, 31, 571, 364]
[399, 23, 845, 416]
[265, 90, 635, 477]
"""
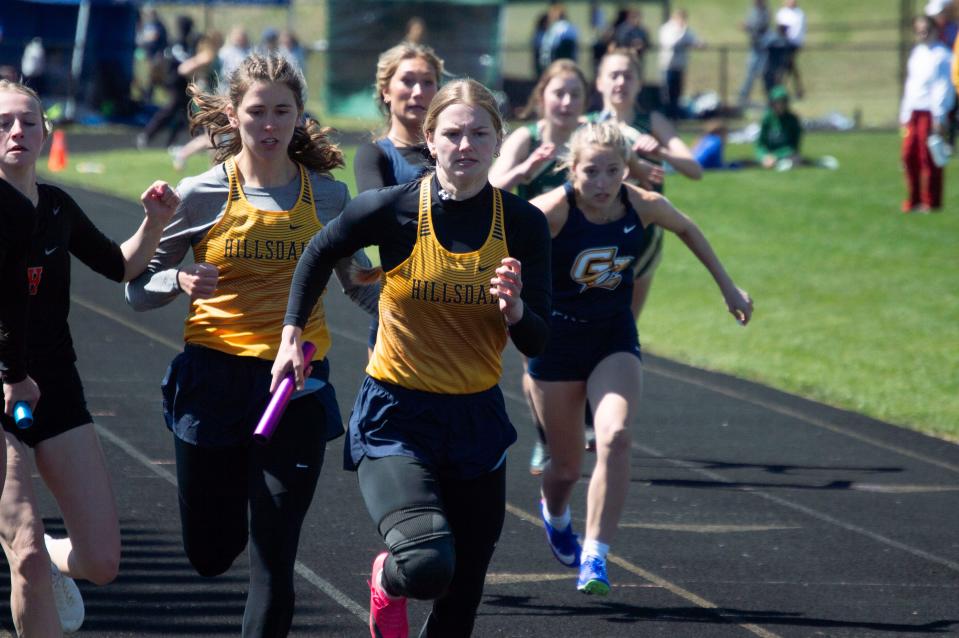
[570, 247, 633, 292]
[27, 267, 43, 296]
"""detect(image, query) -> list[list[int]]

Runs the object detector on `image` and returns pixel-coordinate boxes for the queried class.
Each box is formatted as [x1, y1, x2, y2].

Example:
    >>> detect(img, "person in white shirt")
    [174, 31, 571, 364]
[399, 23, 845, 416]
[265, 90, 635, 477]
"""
[657, 9, 703, 119]
[775, 0, 806, 98]
[900, 15, 955, 212]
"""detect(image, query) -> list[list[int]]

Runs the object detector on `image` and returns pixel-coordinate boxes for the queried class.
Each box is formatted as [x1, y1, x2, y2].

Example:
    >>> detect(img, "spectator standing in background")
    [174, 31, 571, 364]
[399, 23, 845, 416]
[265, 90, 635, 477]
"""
[591, 8, 629, 73]
[775, 0, 805, 98]
[738, 0, 770, 107]
[218, 26, 251, 82]
[900, 16, 954, 213]
[279, 30, 306, 74]
[137, 6, 168, 58]
[926, 0, 957, 47]
[169, 30, 225, 171]
[532, 11, 550, 77]
[137, 14, 197, 150]
[762, 22, 791, 95]
[20, 38, 45, 95]
[539, 4, 579, 72]
[658, 9, 703, 119]
[613, 8, 650, 63]
[257, 27, 280, 57]
[137, 6, 168, 103]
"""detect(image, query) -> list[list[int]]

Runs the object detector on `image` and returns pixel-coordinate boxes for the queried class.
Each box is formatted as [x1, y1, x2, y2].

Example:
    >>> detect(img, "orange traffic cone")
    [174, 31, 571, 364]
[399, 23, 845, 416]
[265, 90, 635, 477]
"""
[47, 130, 67, 172]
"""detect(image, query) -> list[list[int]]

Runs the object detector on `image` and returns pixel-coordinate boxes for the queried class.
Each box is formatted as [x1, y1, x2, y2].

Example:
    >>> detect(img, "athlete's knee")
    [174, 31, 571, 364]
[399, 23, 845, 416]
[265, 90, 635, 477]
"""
[77, 545, 120, 585]
[392, 537, 455, 600]
[548, 457, 583, 486]
[188, 552, 236, 578]
[597, 422, 632, 455]
[185, 538, 244, 577]
[380, 506, 455, 600]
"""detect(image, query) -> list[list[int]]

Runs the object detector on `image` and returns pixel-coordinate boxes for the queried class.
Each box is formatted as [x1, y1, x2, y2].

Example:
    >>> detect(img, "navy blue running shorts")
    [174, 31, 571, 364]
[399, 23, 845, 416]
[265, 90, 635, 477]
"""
[1, 362, 93, 447]
[161, 344, 344, 448]
[345, 376, 517, 480]
[527, 311, 641, 382]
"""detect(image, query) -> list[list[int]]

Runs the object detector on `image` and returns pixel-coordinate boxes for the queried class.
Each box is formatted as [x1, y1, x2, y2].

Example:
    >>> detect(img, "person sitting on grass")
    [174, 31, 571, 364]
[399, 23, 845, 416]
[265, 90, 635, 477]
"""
[756, 85, 801, 169]
[693, 119, 730, 169]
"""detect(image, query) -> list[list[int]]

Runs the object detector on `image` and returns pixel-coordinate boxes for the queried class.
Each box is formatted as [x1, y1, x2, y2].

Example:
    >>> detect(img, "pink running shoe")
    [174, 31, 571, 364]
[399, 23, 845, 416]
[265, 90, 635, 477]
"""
[369, 552, 408, 638]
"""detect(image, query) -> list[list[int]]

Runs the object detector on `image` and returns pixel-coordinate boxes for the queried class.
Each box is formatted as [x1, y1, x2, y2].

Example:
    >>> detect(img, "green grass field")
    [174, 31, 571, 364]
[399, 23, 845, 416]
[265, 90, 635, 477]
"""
[38, 130, 959, 440]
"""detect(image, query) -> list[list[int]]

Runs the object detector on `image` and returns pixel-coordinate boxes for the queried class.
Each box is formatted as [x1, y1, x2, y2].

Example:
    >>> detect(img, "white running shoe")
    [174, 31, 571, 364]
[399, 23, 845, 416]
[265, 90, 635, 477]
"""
[46, 536, 84, 634]
[774, 157, 795, 172]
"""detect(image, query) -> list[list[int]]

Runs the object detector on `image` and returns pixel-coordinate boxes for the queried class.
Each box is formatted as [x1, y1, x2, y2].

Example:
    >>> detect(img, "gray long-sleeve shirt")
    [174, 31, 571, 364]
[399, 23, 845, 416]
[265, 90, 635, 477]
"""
[125, 162, 378, 315]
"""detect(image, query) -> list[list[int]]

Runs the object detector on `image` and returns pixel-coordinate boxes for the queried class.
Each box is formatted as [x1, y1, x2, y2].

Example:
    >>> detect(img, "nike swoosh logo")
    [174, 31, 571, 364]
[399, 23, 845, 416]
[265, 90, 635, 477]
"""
[624, 225, 637, 233]
[477, 264, 493, 272]
[289, 224, 302, 230]
[52, 206, 61, 216]
[44, 247, 57, 256]
[295, 463, 309, 469]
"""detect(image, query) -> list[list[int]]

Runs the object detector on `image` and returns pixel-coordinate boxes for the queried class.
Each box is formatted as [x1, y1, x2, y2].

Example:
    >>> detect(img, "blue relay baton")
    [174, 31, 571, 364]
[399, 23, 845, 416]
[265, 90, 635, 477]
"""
[13, 401, 33, 429]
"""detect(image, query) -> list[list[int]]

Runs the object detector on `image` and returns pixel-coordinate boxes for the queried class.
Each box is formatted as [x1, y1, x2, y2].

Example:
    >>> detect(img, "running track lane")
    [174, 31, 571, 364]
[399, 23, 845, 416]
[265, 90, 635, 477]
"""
[0, 184, 955, 636]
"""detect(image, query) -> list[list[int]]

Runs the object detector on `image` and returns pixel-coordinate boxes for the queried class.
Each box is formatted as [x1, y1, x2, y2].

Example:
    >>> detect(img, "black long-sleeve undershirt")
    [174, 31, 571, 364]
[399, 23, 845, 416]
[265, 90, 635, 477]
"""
[285, 176, 551, 357]
[0, 178, 36, 383]
[21, 184, 125, 367]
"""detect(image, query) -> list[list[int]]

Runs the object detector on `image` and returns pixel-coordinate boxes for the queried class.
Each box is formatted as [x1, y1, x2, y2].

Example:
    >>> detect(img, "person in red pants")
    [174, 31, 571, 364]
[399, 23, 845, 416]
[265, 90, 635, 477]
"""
[900, 15, 955, 213]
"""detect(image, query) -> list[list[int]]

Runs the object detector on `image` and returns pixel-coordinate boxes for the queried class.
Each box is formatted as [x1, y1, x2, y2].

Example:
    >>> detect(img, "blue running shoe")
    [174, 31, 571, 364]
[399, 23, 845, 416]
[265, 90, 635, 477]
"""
[540, 500, 581, 567]
[577, 555, 610, 596]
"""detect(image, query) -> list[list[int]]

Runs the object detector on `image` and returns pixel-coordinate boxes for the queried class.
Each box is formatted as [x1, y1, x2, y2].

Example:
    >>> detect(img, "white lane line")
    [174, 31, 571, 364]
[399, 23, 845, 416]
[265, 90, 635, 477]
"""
[643, 361, 959, 475]
[71, 295, 183, 352]
[618, 523, 801, 533]
[75, 300, 956, 629]
[74, 297, 369, 624]
[634, 441, 959, 575]
[489, 350, 959, 575]
[77, 300, 775, 633]
[80, 301, 956, 479]
[505, 503, 782, 638]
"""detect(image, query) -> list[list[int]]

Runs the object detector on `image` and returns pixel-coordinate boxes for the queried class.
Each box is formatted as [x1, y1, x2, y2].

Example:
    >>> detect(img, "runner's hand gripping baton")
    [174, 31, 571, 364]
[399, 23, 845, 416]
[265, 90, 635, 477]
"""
[254, 341, 316, 444]
[13, 401, 33, 429]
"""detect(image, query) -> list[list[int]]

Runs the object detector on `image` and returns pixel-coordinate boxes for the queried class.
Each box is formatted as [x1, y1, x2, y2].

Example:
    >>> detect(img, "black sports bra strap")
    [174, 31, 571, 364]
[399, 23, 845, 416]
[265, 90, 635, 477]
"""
[563, 182, 577, 209]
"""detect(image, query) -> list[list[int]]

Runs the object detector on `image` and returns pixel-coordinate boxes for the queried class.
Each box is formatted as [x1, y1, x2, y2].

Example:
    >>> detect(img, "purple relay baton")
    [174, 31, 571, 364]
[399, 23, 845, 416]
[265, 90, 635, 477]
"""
[253, 341, 317, 444]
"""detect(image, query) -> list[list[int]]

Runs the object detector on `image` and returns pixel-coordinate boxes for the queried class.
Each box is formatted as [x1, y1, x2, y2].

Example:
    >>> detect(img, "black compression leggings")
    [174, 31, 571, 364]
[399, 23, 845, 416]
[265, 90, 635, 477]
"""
[174, 396, 327, 638]
[358, 455, 506, 638]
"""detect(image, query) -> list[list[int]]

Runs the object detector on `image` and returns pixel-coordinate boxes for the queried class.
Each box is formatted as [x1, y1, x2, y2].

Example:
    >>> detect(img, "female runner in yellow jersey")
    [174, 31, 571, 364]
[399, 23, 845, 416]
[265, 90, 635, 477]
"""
[126, 53, 377, 637]
[273, 79, 552, 638]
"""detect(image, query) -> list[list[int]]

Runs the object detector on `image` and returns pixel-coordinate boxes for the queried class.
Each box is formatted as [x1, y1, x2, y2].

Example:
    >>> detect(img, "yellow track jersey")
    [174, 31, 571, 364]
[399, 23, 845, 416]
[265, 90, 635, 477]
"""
[367, 177, 510, 394]
[184, 158, 330, 360]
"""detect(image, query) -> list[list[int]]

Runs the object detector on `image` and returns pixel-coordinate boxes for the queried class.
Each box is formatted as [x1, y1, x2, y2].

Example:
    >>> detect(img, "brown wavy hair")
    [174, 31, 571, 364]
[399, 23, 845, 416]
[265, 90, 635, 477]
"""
[188, 53, 343, 173]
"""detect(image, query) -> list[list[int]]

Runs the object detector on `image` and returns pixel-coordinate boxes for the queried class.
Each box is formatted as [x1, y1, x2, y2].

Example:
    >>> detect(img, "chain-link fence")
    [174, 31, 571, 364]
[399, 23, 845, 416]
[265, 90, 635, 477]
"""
[498, 41, 904, 128]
